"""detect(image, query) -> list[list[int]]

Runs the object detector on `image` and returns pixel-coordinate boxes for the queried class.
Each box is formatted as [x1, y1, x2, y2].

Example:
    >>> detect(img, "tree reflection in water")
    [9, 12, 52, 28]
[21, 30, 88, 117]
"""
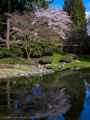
[7, 80, 10, 110]
[0, 78, 71, 120]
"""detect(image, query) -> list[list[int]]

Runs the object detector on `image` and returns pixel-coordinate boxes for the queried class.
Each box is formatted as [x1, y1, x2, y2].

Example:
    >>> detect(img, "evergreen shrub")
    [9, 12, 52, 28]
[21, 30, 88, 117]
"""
[39, 57, 53, 64]
[60, 56, 73, 63]
[0, 57, 33, 64]
[66, 54, 78, 59]
[0, 46, 23, 58]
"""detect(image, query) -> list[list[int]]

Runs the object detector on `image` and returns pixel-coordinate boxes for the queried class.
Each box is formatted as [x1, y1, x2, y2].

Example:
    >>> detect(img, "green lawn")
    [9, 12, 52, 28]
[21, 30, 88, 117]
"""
[0, 65, 39, 76]
[14, 65, 38, 72]
[51, 53, 90, 68]
[0, 69, 25, 76]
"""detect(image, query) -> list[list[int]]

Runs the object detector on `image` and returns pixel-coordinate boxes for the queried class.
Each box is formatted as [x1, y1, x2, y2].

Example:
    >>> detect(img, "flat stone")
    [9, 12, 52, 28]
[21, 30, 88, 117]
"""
[75, 60, 80, 63]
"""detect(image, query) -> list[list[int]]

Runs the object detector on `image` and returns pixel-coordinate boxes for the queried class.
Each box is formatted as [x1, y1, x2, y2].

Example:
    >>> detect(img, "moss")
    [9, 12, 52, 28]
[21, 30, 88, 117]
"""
[51, 53, 90, 68]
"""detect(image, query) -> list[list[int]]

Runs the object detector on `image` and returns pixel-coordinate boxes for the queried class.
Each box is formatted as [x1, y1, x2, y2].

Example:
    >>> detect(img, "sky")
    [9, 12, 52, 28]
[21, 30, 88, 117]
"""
[49, 0, 90, 18]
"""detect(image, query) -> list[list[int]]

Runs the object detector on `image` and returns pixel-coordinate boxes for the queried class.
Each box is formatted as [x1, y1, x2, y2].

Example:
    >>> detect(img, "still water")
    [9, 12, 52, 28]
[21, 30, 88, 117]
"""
[0, 68, 90, 120]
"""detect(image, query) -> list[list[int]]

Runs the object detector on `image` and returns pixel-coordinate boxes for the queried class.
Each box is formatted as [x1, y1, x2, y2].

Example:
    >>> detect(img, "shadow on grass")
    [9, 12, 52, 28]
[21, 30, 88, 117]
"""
[77, 54, 90, 62]
[59, 53, 90, 62]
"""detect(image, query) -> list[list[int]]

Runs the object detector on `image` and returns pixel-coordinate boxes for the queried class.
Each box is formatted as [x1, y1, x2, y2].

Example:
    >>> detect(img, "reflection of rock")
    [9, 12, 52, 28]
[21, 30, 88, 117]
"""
[60, 69, 77, 76]
[74, 65, 80, 70]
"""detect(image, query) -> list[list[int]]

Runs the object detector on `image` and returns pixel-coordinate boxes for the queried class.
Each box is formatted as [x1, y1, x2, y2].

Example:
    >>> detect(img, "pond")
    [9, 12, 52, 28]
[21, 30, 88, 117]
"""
[0, 67, 90, 120]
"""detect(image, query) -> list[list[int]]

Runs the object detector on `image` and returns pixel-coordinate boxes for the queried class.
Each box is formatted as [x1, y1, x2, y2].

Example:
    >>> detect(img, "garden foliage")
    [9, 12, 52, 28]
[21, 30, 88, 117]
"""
[40, 57, 53, 64]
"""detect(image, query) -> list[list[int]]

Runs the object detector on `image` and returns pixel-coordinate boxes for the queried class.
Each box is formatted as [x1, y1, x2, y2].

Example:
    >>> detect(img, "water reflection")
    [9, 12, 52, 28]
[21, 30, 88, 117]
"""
[0, 68, 90, 120]
[0, 76, 70, 120]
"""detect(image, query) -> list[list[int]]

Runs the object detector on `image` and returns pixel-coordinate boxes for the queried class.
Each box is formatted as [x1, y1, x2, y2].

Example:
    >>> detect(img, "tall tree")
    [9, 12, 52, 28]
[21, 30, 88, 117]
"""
[0, 0, 7, 34]
[87, 15, 90, 36]
[0, 0, 54, 48]
[6, 0, 11, 48]
[63, 0, 87, 27]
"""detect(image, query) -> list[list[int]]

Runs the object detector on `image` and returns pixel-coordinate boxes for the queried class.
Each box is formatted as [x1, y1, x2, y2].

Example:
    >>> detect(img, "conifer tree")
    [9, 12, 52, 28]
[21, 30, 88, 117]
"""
[63, 0, 87, 27]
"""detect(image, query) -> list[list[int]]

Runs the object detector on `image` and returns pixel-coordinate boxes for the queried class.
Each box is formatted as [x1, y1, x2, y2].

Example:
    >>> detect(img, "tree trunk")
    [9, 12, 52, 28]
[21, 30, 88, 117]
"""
[26, 48, 32, 60]
[6, 18, 10, 48]
[27, 55, 30, 60]
[27, 50, 31, 60]
[6, 0, 11, 48]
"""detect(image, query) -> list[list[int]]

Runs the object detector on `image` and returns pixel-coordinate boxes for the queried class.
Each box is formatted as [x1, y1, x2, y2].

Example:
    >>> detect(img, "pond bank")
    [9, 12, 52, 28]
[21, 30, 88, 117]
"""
[0, 68, 54, 79]
[0, 63, 90, 79]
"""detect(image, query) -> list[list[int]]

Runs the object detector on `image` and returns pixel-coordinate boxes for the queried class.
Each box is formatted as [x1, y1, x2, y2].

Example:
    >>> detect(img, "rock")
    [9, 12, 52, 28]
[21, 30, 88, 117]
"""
[25, 72, 30, 77]
[45, 64, 51, 66]
[75, 60, 80, 63]
[45, 66, 52, 69]
[38, 64, 44, 68]
[0, 75, 7, 79]
[39, 69, 43, 73]
[32, 61, 34, 63]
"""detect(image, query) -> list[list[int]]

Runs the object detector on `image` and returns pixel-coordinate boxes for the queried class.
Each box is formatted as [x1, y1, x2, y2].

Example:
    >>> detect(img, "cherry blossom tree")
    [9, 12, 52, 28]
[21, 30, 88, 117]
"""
[9, 7, 72, 40]
[6, 7, 72, 59]
[35, 7, 72, 39]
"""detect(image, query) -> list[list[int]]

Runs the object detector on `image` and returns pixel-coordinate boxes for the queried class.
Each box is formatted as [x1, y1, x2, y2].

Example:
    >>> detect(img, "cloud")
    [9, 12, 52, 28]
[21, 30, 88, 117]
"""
[86, 11, 90, 18]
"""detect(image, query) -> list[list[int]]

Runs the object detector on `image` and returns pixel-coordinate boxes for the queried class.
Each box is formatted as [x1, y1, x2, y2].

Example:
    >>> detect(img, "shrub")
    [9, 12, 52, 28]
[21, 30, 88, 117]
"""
[43, 44, 56, 56]
[0, 46, 24, 58]
[66, 53, 78, 59]
[10, 46, 24, 58]
[0, 47, 10, 58]
[0, 57, 33, 64]
[39, 57, 53, 64]
[60, 56, 73, 63]
[31, 44, 44, 57]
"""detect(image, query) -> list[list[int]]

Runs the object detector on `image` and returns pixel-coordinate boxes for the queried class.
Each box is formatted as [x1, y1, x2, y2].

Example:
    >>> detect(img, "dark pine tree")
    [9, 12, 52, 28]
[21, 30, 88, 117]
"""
[63, 0, 87, 27]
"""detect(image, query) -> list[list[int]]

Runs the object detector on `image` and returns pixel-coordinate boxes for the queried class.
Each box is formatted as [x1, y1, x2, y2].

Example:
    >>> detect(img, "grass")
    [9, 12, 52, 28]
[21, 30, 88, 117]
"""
[51, 53, 90, 68]
[14, 65, 38, 72]
[0, 53, 90, 76]
[51, 53, 64, 66]
[0, 65, 39, 76]
[0, 69, 25, 76]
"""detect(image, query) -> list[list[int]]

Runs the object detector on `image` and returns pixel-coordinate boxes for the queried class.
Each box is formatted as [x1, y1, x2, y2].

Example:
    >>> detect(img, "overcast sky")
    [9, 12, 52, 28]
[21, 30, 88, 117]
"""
[49, 0, 90, 18]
